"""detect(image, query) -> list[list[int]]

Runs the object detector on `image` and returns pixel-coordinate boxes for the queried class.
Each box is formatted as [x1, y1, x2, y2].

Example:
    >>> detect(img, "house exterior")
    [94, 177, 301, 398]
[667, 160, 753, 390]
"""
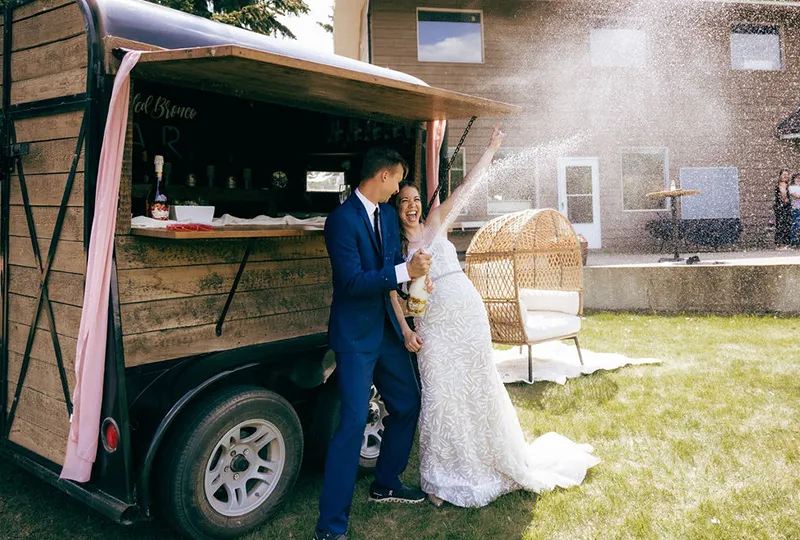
[334, 0, 800, 252]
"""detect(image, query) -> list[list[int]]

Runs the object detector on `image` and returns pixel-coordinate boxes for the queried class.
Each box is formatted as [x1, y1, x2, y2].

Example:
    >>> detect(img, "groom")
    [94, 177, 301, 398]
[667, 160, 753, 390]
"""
[315, 147, 432, 540]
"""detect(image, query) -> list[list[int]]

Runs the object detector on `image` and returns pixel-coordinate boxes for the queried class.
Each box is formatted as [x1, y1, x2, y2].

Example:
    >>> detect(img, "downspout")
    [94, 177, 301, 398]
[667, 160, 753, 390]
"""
[365, 0, 372, 63]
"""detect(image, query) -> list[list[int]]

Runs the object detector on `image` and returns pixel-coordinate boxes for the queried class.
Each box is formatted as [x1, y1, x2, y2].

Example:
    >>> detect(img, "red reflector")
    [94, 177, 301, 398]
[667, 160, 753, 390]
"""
[102, 419, 119, 453]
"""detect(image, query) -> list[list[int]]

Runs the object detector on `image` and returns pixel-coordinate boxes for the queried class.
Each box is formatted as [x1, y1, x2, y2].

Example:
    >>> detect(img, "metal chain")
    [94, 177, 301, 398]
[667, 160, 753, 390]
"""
[425, 115, 476, 216]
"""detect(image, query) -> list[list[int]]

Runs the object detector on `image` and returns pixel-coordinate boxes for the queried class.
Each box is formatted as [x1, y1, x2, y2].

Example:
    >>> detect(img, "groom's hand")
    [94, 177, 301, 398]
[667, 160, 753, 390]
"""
[407, 249, 432, 279]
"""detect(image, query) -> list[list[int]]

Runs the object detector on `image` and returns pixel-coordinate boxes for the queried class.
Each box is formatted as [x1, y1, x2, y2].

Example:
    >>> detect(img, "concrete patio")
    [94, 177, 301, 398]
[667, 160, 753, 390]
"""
[583, 249, 800, 314]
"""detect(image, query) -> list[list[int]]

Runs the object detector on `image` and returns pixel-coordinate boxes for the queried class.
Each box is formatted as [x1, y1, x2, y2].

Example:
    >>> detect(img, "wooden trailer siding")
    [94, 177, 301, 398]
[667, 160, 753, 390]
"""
[14, 109, 84, 142]
[13, 0, 77, 20]
[9, 265, 85, 307]
[6, 382, 71, 466]
[114, 235, 328, 269]
[7, 293, 83, 337]
[8, 353, 75, 404]
[117, 258, 331, 303]
[115, 235, 333, 367]
[9, 172, 85, 207]
[8, 416, 67, 465]
[13, 137, 86, 175]
[121, 282, 332, 335]
[7, 236, 85, 274]
[3, 1, 88, 463]
[7, 321, 78, 368]
[8, 206, 84, 241]
[11, 1, 85, 51]
[116, 99, 134, 235]
[123, 306, 330, 366]
[9, 0, 87, 105]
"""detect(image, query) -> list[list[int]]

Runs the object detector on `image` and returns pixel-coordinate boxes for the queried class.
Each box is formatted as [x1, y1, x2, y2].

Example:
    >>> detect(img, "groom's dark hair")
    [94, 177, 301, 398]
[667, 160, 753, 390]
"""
[360, 146, 408, 182]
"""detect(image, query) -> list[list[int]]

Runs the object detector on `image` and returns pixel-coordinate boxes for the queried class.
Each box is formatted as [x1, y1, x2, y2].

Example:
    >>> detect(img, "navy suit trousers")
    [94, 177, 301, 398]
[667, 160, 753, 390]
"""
[316, 318, 420, 534]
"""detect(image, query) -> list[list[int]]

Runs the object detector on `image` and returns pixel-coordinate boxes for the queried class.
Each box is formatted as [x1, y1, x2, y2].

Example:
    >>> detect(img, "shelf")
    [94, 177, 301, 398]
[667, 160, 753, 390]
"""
[130, 224, 324, 239]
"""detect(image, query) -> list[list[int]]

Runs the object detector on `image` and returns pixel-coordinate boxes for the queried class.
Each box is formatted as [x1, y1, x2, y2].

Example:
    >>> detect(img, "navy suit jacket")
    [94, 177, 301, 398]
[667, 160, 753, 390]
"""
[324, 194, 406, 353]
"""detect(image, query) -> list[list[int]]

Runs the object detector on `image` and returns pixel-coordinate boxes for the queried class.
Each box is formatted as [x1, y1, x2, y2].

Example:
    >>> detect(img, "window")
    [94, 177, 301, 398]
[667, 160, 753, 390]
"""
[590, 27, 647, 68]
[306, 171, 346, 192]
[488, 148, 536, 215]
[446, 147, 468, 215]
[417, 9, 483, 63]
[679, 168, 740, 219]
[621, 149, 668, 211]
[731, 24, 781, 70]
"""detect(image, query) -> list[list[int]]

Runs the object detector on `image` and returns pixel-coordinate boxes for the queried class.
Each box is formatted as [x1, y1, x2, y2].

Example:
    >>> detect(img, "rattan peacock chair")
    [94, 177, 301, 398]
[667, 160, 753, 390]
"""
[465, 208, 584, 383]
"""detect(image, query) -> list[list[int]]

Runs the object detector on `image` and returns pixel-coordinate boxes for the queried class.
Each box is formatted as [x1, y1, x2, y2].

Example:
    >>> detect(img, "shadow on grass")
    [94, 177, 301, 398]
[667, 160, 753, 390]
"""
[0, 455, 180, 540]
[0, 445, 540, 540]
[253, 460, 541, 540]
[507, 371, 621, 414]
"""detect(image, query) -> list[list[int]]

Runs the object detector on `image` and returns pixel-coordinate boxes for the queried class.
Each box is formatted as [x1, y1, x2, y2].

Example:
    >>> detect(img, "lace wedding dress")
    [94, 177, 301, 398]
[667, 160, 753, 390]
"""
[408, 229, 600, 507]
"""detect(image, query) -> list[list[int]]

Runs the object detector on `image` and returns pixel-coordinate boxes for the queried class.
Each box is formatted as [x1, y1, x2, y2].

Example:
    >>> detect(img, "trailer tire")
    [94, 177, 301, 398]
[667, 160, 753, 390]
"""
[309, 379, 387, 473]
[156, 385, 302, 540]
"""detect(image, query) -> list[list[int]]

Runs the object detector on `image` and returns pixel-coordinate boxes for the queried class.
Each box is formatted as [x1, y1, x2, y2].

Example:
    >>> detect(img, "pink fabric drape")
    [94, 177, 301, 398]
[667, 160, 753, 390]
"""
[425, 119, 447, 210]
[61, 51, 141, 482]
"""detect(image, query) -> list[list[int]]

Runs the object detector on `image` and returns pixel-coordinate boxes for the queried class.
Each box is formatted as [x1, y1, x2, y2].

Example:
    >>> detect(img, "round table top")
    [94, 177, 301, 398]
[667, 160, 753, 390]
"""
[646, 189, 701, 199]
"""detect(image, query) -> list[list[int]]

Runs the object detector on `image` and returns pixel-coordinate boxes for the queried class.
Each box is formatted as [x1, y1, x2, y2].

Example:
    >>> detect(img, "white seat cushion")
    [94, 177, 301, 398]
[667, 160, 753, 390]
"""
[523, 311, 582, 343]
[518, 288, 580, 316]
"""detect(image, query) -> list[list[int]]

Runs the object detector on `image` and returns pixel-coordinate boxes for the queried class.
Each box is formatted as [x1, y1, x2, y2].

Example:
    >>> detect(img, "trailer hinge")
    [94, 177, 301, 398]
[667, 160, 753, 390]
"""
[5, 142, 30, 158]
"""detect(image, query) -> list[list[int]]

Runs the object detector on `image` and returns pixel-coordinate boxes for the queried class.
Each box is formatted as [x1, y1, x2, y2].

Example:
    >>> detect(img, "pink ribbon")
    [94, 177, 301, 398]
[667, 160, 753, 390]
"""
[425, 119, 447, 210]
[60, 51, 141, 482]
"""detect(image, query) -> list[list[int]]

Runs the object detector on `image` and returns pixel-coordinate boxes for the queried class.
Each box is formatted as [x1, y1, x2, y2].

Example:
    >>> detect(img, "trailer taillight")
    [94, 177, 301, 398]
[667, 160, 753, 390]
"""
[101, 418, 119, 453]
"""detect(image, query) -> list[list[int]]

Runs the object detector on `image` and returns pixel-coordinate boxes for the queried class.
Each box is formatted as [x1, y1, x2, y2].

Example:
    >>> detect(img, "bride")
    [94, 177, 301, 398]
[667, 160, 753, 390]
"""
[389, 124, 599, 508]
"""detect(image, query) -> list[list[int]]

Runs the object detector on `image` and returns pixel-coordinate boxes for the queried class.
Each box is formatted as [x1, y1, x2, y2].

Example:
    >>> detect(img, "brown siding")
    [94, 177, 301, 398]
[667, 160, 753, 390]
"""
[115, 235, 332, 367]
[3, 0, 89, 464]
[370, 0, 800, 251]
[9, 0, 87, 105]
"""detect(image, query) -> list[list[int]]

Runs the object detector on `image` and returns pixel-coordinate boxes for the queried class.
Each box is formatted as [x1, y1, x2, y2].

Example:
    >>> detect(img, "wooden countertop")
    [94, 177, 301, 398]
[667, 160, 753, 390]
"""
[130, 224, 325, 239]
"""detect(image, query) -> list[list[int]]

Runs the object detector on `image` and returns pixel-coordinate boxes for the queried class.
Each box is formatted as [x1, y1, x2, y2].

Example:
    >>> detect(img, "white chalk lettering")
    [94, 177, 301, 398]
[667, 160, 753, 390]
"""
[132, 92, 197, 121]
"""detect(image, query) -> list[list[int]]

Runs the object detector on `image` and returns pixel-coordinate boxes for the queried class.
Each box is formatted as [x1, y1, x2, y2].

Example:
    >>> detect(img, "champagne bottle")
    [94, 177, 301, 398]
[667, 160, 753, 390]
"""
[146, 155, 170, 220]
[407, 276, 428, 315]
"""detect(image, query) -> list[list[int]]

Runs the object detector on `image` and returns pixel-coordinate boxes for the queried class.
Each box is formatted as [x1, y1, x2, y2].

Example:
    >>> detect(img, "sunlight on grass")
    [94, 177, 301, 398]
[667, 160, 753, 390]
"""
[0, 314, 798, 540]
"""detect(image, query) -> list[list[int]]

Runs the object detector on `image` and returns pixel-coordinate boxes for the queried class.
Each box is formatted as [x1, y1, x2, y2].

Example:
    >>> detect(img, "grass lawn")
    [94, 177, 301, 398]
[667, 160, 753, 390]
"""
[1, 313, 799, 539]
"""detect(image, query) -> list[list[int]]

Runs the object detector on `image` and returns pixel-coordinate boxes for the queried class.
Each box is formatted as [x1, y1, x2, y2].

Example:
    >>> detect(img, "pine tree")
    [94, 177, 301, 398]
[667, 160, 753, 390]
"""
[149, 0, 311, 39]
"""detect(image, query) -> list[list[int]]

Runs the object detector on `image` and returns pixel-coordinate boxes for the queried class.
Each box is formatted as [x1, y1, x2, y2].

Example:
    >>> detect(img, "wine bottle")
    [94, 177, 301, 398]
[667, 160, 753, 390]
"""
[146, 155, 170, 220]
[406, 276, 428, 315]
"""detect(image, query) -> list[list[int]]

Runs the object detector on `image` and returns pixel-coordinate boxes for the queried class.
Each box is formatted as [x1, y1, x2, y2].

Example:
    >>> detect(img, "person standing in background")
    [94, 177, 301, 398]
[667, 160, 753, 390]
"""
[774, 169, 792, 249]
[788, 172, 800, 247]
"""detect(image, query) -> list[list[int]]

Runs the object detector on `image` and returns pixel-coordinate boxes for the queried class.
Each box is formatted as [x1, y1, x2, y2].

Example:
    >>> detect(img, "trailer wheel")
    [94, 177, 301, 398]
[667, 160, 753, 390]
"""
[310, 380, 387, 473]
[157, 385, 302, 540]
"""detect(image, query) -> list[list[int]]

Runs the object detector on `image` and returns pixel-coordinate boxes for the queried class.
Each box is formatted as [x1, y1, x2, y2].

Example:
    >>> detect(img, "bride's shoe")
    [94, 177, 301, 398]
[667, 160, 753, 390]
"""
[427, 493, 445, 508]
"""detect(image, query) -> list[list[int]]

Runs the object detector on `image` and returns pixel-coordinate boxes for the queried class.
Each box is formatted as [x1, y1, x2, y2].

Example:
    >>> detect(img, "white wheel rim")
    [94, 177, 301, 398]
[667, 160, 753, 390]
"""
[203, 419, 286, 517]
[361, 386, 387, 460]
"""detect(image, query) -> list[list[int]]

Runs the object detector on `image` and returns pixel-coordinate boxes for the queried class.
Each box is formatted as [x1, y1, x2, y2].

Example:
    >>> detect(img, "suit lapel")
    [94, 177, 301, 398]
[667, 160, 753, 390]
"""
[348, 194, 382, 255]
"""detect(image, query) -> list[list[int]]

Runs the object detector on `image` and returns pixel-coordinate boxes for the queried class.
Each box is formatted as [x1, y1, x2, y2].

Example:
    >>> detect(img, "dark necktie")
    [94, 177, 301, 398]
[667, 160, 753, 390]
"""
[373, 207, 382, 254]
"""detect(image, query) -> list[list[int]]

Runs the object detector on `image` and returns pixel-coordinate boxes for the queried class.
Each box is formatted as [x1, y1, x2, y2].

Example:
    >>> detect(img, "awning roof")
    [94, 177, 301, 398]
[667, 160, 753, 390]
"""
[125, 44, 518, 123]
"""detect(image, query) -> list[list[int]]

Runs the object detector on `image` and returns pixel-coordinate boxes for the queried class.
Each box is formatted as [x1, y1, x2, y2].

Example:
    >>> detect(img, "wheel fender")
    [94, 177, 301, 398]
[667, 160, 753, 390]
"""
[137, 362, 258, 513]
[289, 348, 337, 389]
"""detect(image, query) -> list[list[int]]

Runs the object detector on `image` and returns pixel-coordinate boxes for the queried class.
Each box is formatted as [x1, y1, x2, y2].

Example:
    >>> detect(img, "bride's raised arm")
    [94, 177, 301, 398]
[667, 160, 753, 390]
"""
[426, 124, 505, 234]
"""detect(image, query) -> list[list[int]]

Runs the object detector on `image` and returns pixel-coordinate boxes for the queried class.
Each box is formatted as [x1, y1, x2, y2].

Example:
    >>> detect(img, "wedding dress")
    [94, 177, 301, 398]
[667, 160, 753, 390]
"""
[408, 228, 600, 507]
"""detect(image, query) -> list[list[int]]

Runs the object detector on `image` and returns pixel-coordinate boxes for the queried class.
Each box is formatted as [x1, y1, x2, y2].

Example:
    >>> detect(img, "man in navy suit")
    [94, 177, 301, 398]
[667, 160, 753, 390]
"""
[314, 147, 432, 540]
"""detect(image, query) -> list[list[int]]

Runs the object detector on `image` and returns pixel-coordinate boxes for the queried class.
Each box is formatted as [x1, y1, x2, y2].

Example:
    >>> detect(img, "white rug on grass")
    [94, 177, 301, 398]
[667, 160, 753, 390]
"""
[493, 341, 661, 385]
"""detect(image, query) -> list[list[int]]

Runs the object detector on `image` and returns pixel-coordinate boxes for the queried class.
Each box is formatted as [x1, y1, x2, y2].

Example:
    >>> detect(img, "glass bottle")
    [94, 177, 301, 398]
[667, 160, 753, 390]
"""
[146, 155, 170, 220]
[407, 276, 428, 315]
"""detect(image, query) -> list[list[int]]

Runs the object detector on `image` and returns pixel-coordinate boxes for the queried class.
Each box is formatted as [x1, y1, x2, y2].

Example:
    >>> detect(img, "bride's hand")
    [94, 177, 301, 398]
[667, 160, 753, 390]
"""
[424, 274, 434, 295]
[488, 123, 505, 152]
[403, 330, 424, 353]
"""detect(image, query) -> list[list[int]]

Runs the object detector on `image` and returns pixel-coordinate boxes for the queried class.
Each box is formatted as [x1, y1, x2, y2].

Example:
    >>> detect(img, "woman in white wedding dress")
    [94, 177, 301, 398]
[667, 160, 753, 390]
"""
[389, 125, 600, 508]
